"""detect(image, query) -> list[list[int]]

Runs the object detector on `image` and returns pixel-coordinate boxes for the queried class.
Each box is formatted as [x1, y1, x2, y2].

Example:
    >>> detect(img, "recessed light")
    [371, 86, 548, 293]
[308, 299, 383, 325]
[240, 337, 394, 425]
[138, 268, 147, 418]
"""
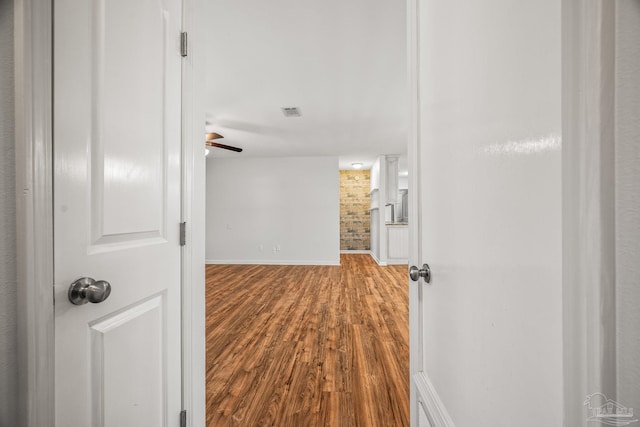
[352, 163, 363, 169]
[205, 148, 210, 156]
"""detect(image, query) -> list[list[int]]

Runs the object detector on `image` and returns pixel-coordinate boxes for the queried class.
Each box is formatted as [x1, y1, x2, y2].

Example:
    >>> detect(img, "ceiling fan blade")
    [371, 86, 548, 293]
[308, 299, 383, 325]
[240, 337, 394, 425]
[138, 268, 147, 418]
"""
[205, 141, 243, 153]
[205, 132, 224, 140]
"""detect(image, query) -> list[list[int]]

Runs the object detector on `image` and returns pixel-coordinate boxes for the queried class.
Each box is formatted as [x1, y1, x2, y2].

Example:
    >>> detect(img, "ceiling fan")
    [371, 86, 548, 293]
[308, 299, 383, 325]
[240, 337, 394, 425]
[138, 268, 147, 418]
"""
[205, 132, 243, 153]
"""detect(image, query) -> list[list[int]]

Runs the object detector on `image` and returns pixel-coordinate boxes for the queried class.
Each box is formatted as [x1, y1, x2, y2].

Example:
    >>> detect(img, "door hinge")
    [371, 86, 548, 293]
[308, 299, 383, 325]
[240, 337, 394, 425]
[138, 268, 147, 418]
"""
[180, 32, 188, 57]
[180, 410, 187, 427]
[180, 222, 187, 246]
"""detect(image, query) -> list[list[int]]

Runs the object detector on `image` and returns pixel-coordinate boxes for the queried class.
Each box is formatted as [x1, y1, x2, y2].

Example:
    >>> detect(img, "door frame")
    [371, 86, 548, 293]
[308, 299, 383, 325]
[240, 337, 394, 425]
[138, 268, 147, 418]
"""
[14, 0, 206, 425]
[406, 0, 454, 425]
[406, 0, 422, 422]
[562, 0, 617, 425]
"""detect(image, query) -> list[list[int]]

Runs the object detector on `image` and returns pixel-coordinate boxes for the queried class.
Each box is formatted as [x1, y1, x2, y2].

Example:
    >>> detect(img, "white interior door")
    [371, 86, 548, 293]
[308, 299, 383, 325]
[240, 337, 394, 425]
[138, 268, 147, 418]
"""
[408, 1, 562, 426]
[53, 0, 183, 425]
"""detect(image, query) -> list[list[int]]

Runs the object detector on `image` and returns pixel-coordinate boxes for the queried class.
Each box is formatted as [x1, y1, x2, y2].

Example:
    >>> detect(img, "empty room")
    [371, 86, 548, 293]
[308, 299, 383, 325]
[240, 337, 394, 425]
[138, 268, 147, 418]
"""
[203, 0, 410, 424]
[6, 0, 639, 426]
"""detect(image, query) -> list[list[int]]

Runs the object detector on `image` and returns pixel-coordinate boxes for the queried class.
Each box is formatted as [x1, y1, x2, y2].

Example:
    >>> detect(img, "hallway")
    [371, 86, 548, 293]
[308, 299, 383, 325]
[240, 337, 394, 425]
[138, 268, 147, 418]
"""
[205, 254, 409, 426]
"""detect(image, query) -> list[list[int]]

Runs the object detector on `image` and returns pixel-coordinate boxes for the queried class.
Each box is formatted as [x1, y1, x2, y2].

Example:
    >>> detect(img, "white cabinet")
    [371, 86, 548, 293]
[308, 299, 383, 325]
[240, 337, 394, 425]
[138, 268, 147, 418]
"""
[387, 225, 408, 261]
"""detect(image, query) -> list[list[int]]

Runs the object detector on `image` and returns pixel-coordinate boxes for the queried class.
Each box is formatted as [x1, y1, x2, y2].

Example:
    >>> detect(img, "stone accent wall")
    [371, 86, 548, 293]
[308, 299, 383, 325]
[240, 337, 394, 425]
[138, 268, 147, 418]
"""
[340, 170, 371, 250]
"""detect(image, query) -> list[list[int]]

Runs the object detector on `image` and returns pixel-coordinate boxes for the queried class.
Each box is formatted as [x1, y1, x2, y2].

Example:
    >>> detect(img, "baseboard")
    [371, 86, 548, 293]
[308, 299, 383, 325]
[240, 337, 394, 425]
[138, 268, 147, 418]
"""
[414, 373, 455, 427]
[205, 259, 341, 266]
[369, 252, 387, 266]
[386, 258, 408, 265]
[340, 250, 371, 254]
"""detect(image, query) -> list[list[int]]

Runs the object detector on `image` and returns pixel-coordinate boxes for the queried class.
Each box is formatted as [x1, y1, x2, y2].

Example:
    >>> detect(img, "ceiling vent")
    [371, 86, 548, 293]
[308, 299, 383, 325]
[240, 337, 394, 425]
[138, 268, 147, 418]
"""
[281, 107, 302, 117]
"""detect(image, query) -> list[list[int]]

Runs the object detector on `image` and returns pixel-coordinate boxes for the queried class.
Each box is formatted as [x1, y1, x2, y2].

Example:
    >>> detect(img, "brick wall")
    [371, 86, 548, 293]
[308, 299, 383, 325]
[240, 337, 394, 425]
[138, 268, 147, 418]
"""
[340, 170, 371, 250]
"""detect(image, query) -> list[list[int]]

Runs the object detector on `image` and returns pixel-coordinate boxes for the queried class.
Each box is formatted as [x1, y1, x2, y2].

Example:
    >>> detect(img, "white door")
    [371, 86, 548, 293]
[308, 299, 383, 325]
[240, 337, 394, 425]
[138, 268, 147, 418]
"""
[53, 0, 183, 425]
[408, 0, 562, 426]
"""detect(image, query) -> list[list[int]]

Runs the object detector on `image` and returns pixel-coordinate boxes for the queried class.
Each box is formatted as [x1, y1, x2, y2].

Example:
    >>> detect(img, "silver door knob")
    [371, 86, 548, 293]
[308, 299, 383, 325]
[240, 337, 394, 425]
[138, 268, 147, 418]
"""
[409, 264, 431, 283]
[68, 277, 112, 305]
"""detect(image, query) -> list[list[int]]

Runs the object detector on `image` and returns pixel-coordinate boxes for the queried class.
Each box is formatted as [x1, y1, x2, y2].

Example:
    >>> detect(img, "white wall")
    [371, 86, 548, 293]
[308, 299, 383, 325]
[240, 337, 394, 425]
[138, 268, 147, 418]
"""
[370, 209, 380, 262]
[398, 155, 408, 189]
[206, 156, 340, 265]
[616, 0, 640, 411]
[0, 0, 18, 424]
[398, 176, 408, 190]
[370, 157, 380, 191]
[369, 156, 388, 264]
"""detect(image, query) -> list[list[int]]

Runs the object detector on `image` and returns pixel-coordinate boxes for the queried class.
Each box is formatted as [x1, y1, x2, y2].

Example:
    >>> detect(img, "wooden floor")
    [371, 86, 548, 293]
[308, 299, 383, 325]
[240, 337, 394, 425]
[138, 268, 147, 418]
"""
[205, 254, 409, 426]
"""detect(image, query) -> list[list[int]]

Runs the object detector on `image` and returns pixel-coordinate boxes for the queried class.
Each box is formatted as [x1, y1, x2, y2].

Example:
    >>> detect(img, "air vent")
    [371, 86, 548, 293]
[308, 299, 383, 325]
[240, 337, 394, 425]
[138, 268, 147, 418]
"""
[281, 107, 302, 117]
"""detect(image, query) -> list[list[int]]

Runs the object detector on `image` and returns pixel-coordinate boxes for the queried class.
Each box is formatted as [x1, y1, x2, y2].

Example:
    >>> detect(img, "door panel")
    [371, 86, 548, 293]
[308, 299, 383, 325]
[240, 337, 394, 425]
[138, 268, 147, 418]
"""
[92, 0, 171, 244]
[53, 0, 182, 424]
[91, 295, 165, 427]
[97, 0, 168, 240]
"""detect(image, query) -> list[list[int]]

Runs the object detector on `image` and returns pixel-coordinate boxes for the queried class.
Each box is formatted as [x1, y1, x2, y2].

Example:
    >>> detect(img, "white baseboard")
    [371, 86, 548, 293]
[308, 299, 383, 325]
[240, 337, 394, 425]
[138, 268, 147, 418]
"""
[369, 252, 387, 266]
[340, 250, 371, 254]
[205, 259, 340, 266]
[386, 258, 409, 265]
[414, 373, 455, 427]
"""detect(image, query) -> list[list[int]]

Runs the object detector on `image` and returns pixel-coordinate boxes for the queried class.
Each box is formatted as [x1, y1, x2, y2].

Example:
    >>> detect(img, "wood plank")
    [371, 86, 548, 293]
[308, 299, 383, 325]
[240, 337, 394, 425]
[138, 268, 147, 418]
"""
[206, 254, 408, 426]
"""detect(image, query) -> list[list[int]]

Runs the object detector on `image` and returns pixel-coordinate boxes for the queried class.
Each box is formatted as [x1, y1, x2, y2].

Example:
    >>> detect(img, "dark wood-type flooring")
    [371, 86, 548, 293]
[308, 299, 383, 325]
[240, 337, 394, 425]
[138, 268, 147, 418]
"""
[205, 254, 409, 426]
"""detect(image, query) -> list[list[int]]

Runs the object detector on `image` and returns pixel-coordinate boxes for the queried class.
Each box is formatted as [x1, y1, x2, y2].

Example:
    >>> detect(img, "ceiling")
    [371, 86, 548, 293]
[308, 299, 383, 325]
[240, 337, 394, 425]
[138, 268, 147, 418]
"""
[204, 0, 408, 170]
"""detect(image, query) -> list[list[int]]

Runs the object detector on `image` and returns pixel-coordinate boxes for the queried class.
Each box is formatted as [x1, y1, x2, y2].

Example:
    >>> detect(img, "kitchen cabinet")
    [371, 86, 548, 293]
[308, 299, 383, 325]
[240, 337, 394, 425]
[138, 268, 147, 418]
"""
[387, 224, 408, 261]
